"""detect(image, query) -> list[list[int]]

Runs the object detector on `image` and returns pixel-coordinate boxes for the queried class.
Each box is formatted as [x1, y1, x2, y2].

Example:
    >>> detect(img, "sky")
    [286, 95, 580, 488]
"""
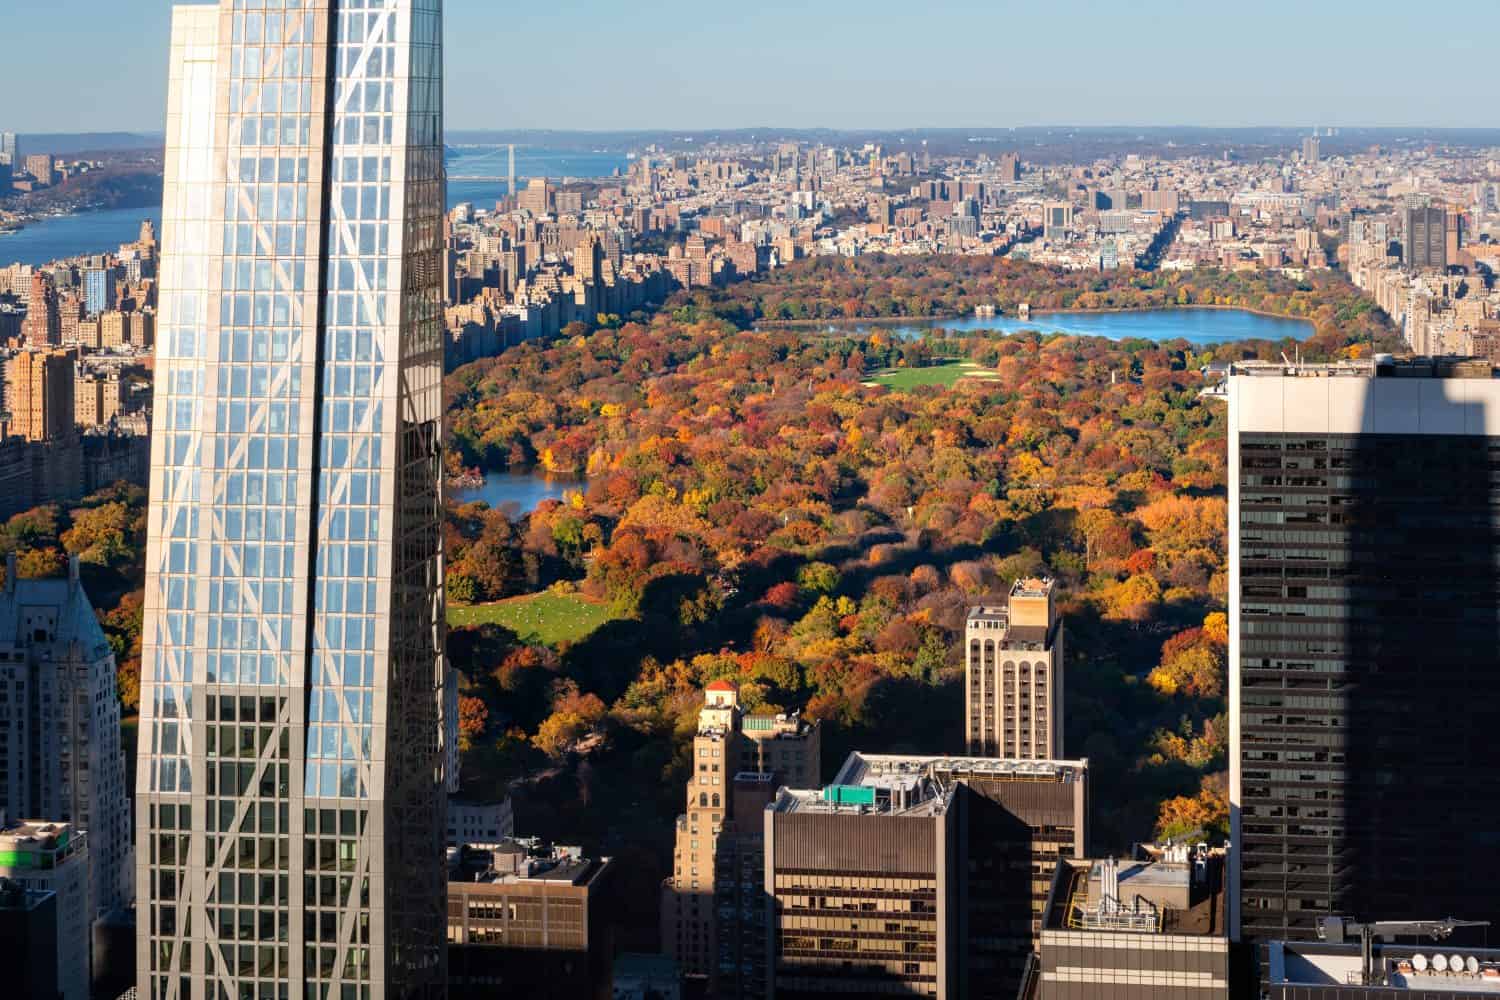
[4, 0, 1497, 135]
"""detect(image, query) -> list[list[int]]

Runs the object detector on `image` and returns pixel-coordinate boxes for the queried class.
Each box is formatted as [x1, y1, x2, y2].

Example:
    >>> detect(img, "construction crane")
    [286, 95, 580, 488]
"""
[1317, 916, 1491, 986]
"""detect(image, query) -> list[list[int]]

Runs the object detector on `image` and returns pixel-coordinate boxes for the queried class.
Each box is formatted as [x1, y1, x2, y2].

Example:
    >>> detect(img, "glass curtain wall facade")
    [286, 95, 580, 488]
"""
[1228, 366, 1500, 973]
[137, 3, 447, 1000]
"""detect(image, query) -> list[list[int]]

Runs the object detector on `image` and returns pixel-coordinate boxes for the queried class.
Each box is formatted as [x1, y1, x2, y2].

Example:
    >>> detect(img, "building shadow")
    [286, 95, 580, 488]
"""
[1236, 367, 1500, 994]
[1341, 381, 1500, 935]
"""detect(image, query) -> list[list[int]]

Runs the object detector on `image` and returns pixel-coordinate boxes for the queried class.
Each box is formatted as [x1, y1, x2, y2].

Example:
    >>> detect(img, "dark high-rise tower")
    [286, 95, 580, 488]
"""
[137, 3, 449, 998]
[1403, 204, 1447, 270]
[1225, 357, 1500, 962]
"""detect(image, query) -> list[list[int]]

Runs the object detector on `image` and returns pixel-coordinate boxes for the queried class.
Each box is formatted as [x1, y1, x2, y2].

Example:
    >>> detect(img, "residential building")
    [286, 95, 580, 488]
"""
[0, 877, 60, 1000]
[764, 752, 1089, 999]
[24, 154, 55, 187]
[5, 347, 77, 442]
[137, 3, 450, 998]
[1028, 845, 1230, 1000]
[83, 268, 116, 317]
[0, 820, 91, 1000]
[1302, 137, 1321, 163]
[519, 178, 552, 216]
[445, 839, 613, 1000]
[445, 798, 515, 848]
[22, 271, 60, 345]
[965, 578, 1065, 759]
[663, 681, 820, 998]
[0, 131, 17, 165]
[0, 556, 131, 916]
[1221, 357, 1500, 969]
[74, 369, 125, 428]
[1404, 204, 1448, 270]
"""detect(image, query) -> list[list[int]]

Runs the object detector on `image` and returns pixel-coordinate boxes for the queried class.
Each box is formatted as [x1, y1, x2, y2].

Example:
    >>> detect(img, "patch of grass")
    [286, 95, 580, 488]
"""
[868, 359, 998, 389]
[448, 591, 615, 646]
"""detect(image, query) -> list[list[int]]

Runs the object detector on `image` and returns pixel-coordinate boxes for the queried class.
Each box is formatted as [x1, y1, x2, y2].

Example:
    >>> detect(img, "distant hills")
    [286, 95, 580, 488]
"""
[19, 132, 165, 156]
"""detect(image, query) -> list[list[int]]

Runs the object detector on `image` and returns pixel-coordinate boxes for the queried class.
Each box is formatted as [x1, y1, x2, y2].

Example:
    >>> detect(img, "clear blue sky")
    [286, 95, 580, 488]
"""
[5, 0, 1496, 134]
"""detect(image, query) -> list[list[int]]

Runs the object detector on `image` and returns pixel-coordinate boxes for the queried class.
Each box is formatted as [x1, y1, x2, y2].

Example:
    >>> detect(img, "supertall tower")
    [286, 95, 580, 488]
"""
[138, 3, 449, 999]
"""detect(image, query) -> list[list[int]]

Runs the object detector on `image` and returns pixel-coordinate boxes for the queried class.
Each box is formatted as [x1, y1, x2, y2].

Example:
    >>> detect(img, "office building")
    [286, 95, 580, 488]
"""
[5, 347, 77, 442]
[137, 3, 450, 999]
[764, 752, 1088, 999]
[1404, 204, 1447, 270]
[966, 578, 1065, 759]
[0, 557, 132, 916]
[446, 839, 613, 1000]
[83, 267, 116, 317]
[1267, 939, 1500, 998]
[22, 271, 60, 345]
[663, 681, 820, 999]
[1222, 357, 1500, 962]
[1302, 137, 1321, 163]
[1027, 846, 1230, 1000]
[0, 131, 17, 165]
[0, 877, 61, 1000]
[0, 820, 91, 1000]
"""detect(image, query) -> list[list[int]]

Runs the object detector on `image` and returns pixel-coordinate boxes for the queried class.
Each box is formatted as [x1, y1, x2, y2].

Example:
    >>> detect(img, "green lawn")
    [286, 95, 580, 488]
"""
[865, 360, 1000, 390]
[448, 591, 615, 646]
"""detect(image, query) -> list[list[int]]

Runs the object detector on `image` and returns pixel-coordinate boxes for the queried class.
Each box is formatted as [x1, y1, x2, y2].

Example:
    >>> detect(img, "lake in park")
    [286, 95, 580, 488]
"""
[821, 308, 1315, 345]
[450, 471, 579, 515]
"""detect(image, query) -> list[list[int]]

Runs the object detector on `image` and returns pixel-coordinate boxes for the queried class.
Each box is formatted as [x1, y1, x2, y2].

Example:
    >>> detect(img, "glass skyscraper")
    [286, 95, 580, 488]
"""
[1226, 357, 1500, 981]
[137, 3, 448, 999]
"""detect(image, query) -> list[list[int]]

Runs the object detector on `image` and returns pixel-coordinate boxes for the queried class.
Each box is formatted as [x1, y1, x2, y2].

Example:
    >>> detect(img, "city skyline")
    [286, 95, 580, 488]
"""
[4, 0, 1500, 135]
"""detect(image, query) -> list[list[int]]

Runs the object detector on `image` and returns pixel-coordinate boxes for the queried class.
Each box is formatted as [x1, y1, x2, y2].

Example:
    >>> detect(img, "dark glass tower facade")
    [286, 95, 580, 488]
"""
[1228, 361, 1500, 955]
[138, 3, 448, 998]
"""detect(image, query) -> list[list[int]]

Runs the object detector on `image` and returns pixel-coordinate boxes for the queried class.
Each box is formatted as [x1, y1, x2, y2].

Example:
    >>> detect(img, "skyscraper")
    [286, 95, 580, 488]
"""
[1224, 357, 1500, 963]
[137, 3, 449, 999]
[23, 271, 61, 345]
[0, 131, 17, 165]
[83, 267, 116, 317]
[0, 559, 132, 919]
[663, 681, 820, 999]
[1403, 203, 1447, 270]
[966, 578, 1065, 760]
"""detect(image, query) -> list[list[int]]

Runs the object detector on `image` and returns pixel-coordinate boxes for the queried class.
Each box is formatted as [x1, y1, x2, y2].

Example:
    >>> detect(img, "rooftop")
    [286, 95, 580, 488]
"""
[447, 838, 608, 888]
[1011, 577, 1055, 599]
[835, 752, 1086, 789]
[1042, 850, 1226, 940]
[0, 820, 85, 870]
[770, 752, 1087, 817]
[1209, 356, 1499, 381]
[1270, 941, 1500, 994]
